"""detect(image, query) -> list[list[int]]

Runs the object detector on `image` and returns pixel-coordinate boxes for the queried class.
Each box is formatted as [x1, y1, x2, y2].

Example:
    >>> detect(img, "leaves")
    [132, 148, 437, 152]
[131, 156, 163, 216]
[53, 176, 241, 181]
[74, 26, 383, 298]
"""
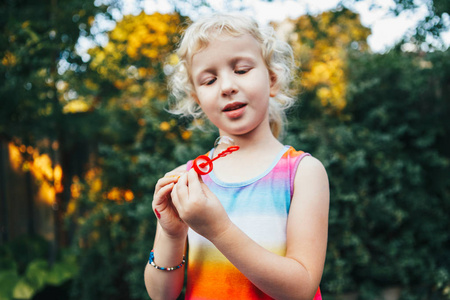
[287, 47, 450, 297]
[0, 238, 78, 300]
[12, 279, 34, 300]
[0, 270, 19, 300]
[282, 8, 371, 113]
[0, 0, 112, 142]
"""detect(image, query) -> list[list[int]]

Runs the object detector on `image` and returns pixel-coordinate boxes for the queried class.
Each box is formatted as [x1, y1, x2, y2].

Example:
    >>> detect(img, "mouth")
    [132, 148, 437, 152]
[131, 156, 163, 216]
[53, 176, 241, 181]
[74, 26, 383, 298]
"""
[222, 102, 247, 119]
[222, 102, 247, 112]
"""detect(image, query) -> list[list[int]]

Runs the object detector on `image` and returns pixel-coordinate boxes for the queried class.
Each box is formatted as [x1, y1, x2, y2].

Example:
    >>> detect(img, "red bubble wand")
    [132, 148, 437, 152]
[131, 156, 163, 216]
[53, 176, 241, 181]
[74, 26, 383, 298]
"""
[193, 145, 240, 175]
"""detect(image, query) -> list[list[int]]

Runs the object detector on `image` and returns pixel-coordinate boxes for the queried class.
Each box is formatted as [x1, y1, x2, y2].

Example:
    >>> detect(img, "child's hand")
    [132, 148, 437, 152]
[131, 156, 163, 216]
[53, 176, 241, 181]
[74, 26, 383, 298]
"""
[152, 171, 189, 239]
[171, 169, 232, 241]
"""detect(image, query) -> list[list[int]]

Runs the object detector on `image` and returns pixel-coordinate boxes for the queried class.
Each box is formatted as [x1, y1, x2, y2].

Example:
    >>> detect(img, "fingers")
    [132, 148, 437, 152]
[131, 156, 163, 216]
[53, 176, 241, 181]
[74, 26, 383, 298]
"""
[153, 181, 175, 207]
[171, 170, 205, 221]
[165, 174, 181, 181]
[156, 173, 181, 188]
[152, 171, 184, 208]
[171, 172, 189, 210]
[187, 168, 203, 193]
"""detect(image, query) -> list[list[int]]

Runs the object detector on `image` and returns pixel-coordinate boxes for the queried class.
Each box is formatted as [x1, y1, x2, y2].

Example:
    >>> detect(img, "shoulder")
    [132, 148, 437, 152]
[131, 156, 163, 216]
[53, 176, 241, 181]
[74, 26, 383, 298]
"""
[295, 155, 328, 185]
[293, 155, 329, 203]
[297, 155, 326, 174]
[282, 145, 325, 173]
[283, 147, 326, 177]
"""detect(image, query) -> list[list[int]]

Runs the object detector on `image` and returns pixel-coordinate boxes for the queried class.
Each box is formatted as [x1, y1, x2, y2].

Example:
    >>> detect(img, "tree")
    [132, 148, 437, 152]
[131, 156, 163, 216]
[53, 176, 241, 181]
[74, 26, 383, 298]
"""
[389, 0, 449, 49]
[0, 0, 119, 249]
[285, 14, 450, 298]
[0, 0, 114, 141]
[277, 8, 371, 115]
[0, 0, 118, 298]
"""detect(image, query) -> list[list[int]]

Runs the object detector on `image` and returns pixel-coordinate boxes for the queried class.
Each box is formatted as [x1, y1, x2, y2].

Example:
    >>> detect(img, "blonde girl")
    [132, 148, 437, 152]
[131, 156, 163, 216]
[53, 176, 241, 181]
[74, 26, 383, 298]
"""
[145, 13, 329, 300]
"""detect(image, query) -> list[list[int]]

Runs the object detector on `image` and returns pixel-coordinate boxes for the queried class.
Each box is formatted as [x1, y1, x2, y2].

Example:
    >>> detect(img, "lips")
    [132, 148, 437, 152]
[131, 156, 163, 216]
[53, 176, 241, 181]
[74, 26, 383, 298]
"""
[222, 102, 247, 119]
[222, 102, 247, 112]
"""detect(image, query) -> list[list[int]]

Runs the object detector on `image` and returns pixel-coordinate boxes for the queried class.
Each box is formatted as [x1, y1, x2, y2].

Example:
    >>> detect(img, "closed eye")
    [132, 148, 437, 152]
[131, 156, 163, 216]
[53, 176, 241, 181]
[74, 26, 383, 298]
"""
[201, 77, 216, 85]
[206, 78, 216, 85]
[235, 69, 250, 75]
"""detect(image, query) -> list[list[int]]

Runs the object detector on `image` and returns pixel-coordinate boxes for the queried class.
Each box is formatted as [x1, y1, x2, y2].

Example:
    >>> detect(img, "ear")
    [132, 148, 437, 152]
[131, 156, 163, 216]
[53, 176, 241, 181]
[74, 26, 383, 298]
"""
[269, 71, 280, 97]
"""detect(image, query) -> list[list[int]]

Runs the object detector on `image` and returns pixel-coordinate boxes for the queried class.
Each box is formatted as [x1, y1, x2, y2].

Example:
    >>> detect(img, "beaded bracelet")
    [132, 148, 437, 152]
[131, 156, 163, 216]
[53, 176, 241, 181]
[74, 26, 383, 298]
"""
[148, 250, 185, 271]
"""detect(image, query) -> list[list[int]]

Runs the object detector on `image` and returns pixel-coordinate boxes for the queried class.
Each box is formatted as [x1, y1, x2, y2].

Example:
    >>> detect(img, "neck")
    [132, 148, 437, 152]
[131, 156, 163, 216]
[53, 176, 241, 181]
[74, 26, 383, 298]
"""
[212, 122, 285, 183]
[218, 122, 283, 154]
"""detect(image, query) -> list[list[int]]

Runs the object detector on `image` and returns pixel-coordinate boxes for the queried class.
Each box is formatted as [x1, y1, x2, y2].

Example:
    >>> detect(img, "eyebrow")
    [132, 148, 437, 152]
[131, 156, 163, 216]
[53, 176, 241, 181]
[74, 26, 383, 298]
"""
[193, 55, 258, 84]
[230, 56, 257, 66]
[196, 56, 256, 74]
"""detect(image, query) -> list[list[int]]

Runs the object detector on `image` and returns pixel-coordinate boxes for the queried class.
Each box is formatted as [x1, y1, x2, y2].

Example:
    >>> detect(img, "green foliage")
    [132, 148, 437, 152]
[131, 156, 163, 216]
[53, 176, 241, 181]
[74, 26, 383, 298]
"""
[0, 0, 114, 143]
[0, 236, 78, 300]
[286, 48, 450, 298]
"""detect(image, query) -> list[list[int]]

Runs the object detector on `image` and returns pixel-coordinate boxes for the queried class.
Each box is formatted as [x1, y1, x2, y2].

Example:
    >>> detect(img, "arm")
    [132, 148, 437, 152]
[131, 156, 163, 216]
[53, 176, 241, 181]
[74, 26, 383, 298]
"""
[172, 156, 329, 300]
[144, 166, 188, 300]
[144, 225, 186, 300]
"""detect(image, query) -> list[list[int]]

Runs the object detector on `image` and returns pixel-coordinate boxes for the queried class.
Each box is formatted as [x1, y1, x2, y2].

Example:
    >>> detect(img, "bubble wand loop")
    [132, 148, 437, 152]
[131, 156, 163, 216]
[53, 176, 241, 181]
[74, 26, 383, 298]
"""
[193, 146, 240, 175]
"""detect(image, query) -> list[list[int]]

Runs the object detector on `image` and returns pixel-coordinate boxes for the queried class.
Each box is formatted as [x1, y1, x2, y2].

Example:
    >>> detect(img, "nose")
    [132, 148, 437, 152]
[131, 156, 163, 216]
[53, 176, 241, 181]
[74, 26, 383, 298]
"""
[220, 73, 238, 97]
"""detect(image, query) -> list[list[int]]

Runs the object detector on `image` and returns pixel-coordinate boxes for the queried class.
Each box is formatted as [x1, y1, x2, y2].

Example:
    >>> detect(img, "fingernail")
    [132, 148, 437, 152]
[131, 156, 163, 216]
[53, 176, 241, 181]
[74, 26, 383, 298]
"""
[154, 209, 161, 219]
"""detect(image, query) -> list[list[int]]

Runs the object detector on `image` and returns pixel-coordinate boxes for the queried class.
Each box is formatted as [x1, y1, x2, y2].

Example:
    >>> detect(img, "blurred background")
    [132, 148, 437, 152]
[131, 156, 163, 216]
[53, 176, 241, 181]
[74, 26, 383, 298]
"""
[0, 0, 449, 299]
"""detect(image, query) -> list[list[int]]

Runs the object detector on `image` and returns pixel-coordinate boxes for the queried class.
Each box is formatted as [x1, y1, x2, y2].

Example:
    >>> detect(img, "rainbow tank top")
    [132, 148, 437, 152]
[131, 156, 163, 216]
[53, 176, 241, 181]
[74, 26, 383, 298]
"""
[186, 146, 322, 300]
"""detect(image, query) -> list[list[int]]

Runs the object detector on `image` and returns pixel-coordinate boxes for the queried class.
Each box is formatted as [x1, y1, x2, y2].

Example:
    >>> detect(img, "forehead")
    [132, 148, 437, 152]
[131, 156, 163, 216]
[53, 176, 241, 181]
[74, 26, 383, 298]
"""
[187, 20, 261, 53]
[190, 33, 263, 68]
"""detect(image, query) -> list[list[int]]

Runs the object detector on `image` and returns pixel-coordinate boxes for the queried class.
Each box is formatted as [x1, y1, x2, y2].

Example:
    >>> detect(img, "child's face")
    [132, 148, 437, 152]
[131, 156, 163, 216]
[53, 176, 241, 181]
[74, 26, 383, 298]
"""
[190, 33, 279, 137]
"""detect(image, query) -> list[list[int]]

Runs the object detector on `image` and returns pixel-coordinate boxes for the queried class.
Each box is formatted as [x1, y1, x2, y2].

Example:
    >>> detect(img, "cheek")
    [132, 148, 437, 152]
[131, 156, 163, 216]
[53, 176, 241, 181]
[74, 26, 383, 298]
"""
[250, 83, 271, 101]
[196, 95, 217, 116]
[196, 87, 218, 106]
[249, 72, 271, 95]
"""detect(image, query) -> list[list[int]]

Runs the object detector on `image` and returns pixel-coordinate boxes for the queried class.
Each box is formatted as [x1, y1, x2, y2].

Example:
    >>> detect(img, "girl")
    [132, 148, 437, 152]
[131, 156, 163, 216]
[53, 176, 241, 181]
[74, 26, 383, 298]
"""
[144, 13, 329, 300]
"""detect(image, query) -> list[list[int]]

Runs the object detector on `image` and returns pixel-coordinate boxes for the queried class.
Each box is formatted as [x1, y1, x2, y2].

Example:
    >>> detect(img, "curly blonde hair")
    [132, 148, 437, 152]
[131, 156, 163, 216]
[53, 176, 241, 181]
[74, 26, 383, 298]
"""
[169, 13, 296, 138]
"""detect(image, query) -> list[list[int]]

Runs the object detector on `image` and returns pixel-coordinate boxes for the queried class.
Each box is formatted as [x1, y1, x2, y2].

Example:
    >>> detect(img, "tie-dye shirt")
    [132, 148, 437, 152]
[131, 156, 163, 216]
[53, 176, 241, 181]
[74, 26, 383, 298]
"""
[186, 146, 322, 300]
